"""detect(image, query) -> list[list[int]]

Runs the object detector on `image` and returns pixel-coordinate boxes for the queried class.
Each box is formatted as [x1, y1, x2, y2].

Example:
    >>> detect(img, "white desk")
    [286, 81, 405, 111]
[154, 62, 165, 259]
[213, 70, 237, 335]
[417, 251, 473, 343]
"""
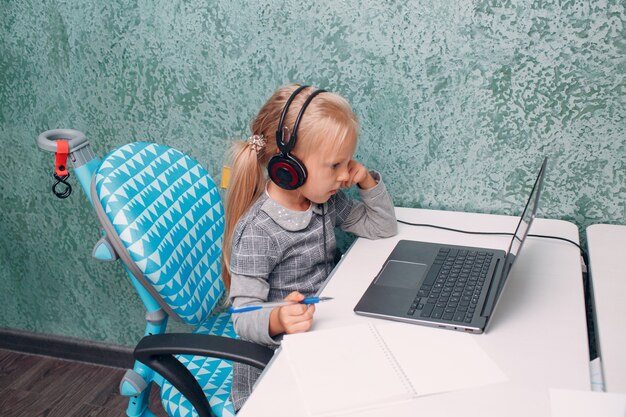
[587, 224, 626, 393]
[239, 208, 590, 416]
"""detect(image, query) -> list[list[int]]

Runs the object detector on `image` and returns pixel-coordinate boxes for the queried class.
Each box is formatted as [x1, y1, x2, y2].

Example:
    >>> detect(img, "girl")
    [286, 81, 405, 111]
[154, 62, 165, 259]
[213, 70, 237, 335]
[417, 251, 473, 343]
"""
[224, 84, 397, 411]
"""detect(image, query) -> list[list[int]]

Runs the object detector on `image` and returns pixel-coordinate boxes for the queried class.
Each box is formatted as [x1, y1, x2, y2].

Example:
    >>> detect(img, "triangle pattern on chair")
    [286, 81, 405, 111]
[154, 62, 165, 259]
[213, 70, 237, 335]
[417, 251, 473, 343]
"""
[160, 312, 238, 417]
[94, 142, 225, 325]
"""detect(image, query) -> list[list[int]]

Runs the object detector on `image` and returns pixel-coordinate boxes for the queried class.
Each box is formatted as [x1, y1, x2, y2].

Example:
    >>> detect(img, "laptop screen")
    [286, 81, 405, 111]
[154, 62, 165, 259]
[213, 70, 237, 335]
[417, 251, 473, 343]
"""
[494, 157, 548, 302]
[506, 158, 547, 265]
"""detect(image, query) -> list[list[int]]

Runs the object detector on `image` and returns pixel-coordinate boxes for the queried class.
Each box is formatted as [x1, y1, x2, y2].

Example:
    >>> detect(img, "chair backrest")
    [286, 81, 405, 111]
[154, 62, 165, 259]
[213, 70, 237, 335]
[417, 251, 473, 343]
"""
[91, 142, 225, 325]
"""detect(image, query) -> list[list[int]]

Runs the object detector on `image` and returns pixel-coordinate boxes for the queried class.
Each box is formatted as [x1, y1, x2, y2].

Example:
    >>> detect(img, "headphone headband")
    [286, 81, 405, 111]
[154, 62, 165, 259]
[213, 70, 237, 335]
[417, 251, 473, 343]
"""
[275, 86, 326, 154]
[291, 89, 326, 149]
[275, 85, 307, 153]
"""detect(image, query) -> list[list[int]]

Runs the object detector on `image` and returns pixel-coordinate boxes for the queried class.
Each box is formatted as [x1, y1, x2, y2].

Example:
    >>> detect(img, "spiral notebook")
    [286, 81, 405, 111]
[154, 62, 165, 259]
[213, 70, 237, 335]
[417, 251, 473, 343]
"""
[281, 323, 508, 416]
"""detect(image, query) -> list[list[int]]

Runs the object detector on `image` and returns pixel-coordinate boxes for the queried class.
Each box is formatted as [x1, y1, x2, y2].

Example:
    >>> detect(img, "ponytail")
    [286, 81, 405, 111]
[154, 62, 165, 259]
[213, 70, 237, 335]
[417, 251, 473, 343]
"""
[222, 140, 266, 290]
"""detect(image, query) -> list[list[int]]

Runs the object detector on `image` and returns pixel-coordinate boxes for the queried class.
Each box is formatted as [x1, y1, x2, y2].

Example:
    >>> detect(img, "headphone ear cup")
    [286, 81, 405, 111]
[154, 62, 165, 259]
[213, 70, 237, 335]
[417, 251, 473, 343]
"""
[268, 154, 307, 190]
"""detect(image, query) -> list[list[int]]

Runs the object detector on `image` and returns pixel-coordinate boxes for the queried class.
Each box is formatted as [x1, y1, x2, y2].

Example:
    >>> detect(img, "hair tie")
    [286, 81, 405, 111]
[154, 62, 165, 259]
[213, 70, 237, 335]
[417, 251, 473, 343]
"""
[248, 134, 267, 155]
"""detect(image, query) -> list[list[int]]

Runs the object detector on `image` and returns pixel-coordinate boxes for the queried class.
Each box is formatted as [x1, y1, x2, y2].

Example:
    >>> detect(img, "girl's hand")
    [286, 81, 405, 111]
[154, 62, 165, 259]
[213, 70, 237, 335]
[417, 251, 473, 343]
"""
[342, 160, 377, 190]
[269, 291, 315, 336]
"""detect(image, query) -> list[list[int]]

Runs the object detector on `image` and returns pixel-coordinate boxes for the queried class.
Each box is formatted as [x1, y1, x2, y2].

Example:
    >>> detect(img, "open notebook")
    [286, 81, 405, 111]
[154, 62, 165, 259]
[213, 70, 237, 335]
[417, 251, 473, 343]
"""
[280, 323, 508, 416]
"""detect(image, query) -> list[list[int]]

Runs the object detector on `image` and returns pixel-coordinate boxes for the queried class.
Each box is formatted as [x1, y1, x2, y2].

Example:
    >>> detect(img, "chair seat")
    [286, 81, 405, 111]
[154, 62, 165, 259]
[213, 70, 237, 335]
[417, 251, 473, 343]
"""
[160, 312, 238, 417]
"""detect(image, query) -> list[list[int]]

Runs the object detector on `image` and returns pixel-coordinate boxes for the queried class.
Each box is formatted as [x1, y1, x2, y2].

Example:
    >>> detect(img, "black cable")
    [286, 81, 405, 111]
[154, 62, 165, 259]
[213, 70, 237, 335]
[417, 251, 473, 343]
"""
[321, 204, 329, 276]
[397, 219, 588, 266]
[397, 220, 513, 237]
[525, 233, 588, 266]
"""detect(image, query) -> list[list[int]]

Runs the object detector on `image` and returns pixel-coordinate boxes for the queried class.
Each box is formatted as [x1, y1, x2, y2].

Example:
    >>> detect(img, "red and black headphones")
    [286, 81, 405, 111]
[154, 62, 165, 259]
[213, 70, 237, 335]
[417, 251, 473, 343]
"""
[267, 85, 326, 190]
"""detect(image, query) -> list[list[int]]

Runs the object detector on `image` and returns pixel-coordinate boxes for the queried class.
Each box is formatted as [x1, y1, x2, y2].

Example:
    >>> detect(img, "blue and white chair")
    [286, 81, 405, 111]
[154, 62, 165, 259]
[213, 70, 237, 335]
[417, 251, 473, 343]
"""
[37, 130, 272, 417]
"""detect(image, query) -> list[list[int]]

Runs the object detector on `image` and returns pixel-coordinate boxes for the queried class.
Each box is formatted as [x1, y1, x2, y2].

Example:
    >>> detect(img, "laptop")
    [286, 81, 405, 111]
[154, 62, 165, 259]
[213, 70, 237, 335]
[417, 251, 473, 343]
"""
[354, 157, 548, 334]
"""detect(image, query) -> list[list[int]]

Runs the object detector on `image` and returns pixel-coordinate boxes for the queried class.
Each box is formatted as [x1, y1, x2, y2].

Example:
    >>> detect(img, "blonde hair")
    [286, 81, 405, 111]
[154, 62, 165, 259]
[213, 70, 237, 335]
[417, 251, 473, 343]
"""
[222, 84, 359, 290]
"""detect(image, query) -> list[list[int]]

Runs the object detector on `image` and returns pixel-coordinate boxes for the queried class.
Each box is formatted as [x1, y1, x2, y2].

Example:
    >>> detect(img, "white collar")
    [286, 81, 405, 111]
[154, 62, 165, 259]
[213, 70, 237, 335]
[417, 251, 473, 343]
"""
[260, 182, 327, 231]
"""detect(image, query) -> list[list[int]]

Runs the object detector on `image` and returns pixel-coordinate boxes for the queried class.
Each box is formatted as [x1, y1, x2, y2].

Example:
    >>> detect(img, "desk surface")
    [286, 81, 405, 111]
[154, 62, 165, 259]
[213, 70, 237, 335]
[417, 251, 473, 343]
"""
[587, 224, 626, 393]
[239, 208, 590, 416]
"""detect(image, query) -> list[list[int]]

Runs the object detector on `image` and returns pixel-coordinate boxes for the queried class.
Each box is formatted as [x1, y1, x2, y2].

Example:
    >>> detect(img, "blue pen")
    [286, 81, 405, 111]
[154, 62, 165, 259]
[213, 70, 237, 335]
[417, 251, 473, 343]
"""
[228, 296, 334, 313]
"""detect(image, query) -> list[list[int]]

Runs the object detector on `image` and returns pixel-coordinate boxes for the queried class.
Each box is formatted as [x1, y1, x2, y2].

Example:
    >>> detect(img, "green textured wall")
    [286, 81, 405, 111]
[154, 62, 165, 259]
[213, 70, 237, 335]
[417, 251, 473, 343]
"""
[1, 0, 624, 346]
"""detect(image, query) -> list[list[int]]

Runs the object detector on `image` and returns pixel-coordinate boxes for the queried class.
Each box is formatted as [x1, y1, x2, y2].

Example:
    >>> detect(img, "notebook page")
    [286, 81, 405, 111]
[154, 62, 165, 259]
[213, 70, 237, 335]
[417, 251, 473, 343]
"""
[281, 323, 417, 417]
[376, 322, 508, 395]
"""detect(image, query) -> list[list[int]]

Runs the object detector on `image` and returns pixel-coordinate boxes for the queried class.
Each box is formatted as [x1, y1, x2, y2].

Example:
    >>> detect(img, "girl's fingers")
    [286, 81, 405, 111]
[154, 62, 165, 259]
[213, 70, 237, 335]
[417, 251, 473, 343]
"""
[283, 308, 315, 332]
[285, 303, 314, 318]
[280, 303, 314, 320]
[345, 163, 366, 188]
[284, 291, 304, 302]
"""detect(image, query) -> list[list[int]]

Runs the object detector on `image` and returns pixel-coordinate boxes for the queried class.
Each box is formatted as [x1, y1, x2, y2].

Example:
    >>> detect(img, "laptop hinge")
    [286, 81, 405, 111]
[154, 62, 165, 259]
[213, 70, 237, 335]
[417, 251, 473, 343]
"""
[480, 258, 503, 318]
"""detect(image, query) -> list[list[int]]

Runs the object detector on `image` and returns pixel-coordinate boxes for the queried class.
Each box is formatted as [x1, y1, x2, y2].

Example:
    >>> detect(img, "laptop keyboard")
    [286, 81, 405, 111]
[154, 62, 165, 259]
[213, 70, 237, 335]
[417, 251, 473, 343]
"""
[407, 248, 493, 323]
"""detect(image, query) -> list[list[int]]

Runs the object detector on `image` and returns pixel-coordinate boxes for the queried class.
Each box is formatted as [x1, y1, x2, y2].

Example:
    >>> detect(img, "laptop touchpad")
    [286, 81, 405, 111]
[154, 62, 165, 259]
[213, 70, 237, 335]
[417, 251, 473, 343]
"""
[374, 260, 428, 289]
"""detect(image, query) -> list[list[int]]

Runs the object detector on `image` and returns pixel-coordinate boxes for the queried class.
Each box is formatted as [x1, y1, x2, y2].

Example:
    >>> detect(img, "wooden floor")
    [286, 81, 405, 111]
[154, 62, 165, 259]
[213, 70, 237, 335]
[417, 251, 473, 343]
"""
[0, 348, 167, 417]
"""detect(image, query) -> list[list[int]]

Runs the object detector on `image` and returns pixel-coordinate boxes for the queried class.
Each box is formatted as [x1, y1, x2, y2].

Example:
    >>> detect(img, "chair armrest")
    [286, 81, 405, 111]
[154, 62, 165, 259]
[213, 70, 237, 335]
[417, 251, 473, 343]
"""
[134, 333, 275, 417]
